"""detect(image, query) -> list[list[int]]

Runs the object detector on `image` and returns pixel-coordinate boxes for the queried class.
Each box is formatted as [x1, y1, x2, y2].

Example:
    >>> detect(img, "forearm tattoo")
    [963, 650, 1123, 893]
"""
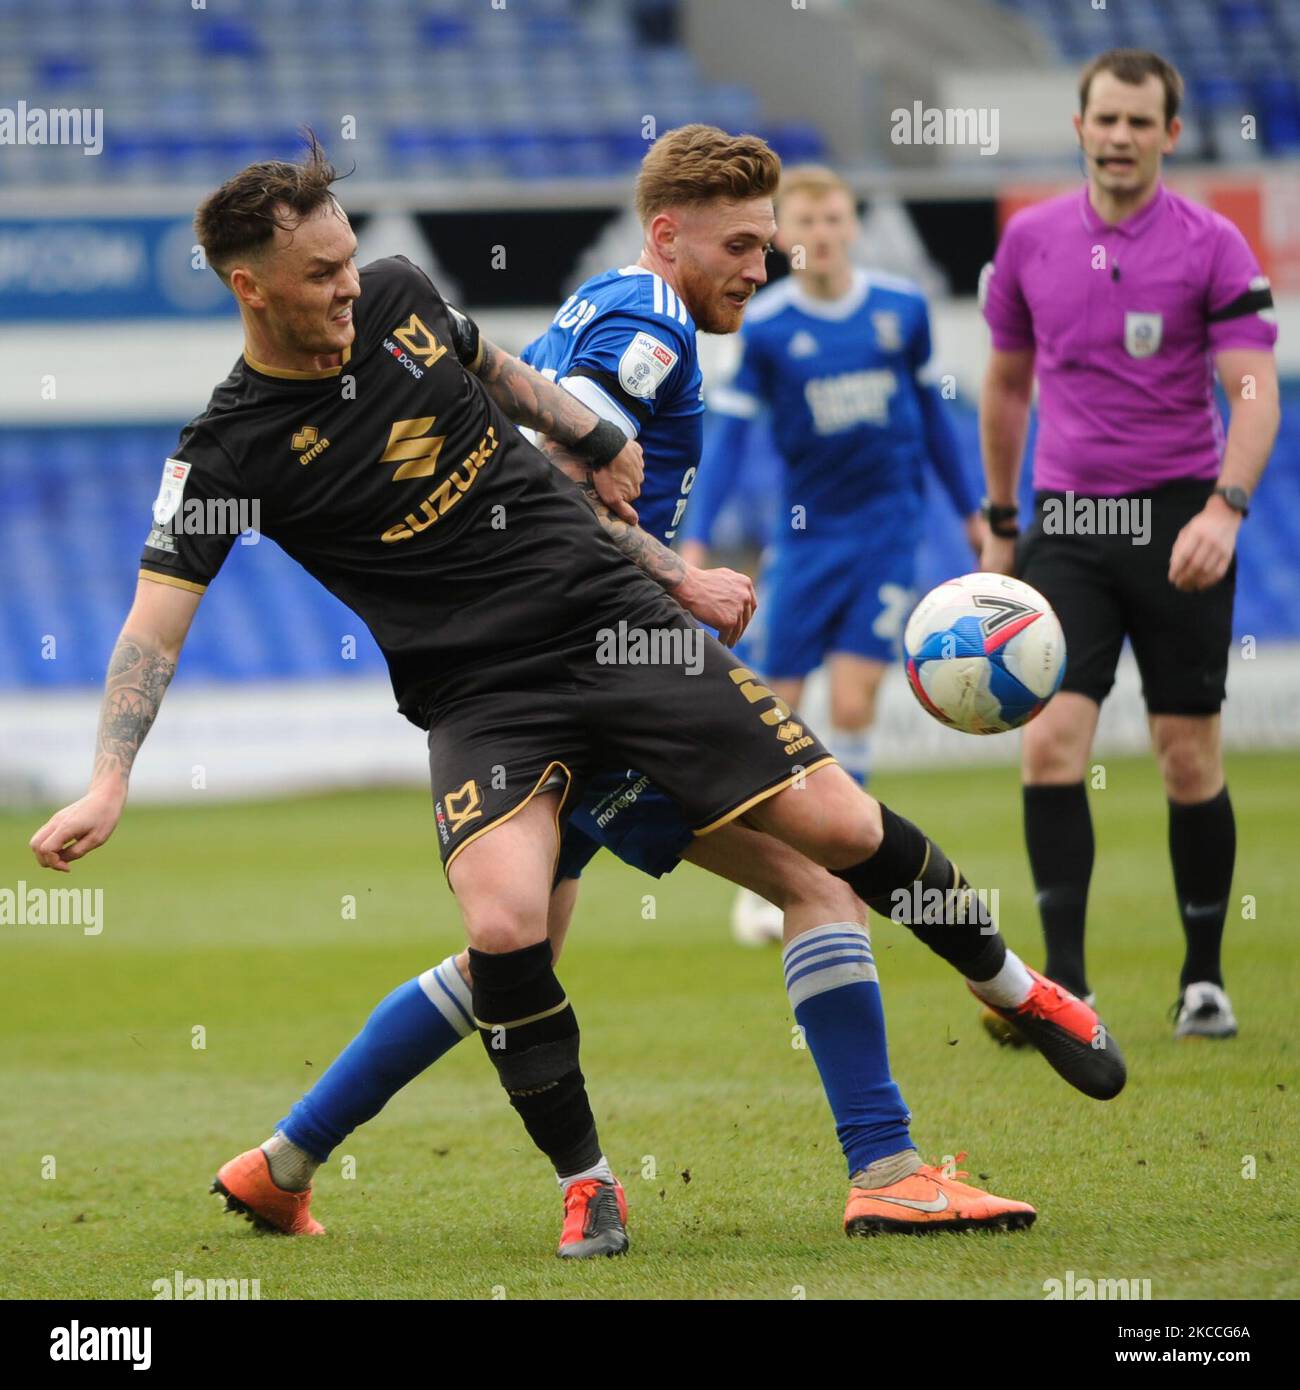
[577, 478, 687, 592]
[475, 339, 595, 446]
[92, 636, 177, 785]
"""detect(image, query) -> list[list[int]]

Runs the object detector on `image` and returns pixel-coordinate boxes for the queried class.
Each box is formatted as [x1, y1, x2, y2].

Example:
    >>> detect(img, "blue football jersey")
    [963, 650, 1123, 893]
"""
[521, 265, 705, 543]
[711, 268, 941, 533]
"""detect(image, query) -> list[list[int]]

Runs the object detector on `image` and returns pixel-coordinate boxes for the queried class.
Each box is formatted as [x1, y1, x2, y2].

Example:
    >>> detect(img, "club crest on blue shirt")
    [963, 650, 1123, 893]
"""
[871, 310, 903, 352]
[1124, 311, 1163, 359]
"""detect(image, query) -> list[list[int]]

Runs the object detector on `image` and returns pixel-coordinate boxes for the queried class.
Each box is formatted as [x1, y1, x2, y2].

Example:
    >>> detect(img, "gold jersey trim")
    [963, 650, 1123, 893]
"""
[138, 568, 207, 596]
[693, 756, 838, 838]
[243, 342, 353, 380]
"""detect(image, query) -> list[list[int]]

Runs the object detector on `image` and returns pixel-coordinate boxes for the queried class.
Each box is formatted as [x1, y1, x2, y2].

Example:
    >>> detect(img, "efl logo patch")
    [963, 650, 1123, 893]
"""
[1124, 312, 1162, 359]
[151, 459, 190, 527]
[618, 331, 677, 399]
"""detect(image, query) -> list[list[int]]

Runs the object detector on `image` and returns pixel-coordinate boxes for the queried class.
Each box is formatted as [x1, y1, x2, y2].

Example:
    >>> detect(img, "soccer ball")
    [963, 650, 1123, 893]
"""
[902, 573, 1065, 734]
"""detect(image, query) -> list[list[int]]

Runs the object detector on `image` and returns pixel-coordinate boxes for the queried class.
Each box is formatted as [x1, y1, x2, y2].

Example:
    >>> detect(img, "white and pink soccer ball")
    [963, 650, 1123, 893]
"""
[903, 573, 1066, 735]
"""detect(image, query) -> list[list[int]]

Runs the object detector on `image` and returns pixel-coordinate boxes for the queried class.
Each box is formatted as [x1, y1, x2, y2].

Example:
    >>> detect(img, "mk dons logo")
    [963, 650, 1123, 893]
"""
[380, 416, 446, 481]
[292, 425, 330, 466]
[392, 313, 448, 368]
[443, 779, 483, 834]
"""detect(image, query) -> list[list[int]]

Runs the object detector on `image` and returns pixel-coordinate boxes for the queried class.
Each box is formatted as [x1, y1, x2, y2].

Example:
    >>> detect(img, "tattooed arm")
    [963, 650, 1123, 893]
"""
[541, 439, 757, 647]
[472, 338, 644, 522]
[30, 577, 200, 872]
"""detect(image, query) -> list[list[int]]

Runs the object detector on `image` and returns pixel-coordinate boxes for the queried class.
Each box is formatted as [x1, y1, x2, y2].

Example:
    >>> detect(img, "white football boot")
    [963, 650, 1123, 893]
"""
[730, 888, 784, 946]
[1173, 981, 1238, 1039]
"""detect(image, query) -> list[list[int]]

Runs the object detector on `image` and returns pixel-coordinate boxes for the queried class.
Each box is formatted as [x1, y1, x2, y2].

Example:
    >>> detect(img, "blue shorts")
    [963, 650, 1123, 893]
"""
[757, 529, 920, 679]
[555, 766, 695, 882]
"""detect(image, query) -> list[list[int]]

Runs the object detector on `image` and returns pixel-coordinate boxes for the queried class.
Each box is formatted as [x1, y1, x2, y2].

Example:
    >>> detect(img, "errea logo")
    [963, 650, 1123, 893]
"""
[292, 426, 330, 466]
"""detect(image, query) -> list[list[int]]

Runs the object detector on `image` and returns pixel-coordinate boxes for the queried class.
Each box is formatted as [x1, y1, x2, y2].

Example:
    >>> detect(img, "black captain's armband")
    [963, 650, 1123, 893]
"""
[573, 417, 629, 471]
[445, 302, 482, 369]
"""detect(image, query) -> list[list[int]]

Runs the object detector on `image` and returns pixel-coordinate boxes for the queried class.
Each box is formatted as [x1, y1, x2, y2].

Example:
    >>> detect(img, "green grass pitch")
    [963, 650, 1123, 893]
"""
[2, 752, 1296, 1300]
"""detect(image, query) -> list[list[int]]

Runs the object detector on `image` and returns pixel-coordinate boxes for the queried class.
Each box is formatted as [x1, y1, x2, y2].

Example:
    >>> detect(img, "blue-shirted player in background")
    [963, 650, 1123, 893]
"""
[680, 165, 985, 943]
[215, 130, 1097, 1247]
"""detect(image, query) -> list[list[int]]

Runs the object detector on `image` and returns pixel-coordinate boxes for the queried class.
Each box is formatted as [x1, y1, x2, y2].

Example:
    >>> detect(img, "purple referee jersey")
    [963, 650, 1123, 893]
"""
[982, 183, 1277, 495]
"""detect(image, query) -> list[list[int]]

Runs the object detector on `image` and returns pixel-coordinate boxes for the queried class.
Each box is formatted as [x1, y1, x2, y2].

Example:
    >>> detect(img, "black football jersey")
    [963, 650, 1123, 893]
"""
[139, 256, 666, 726]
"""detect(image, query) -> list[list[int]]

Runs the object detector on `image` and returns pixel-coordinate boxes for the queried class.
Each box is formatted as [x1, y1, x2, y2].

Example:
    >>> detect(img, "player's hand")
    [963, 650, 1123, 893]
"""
[29, 786, 126, 873]
[673, 564, 757, 647]
[980, 532, 1017, 576]
[964, 512, 989, 561]
[1169, 498, 1241, 592]
[593, 437, 644, 523]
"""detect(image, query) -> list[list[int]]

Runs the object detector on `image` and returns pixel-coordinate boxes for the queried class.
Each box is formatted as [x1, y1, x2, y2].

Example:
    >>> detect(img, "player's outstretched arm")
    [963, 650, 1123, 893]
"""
[540, 439, 756, 646]
[471, 337, 643, 521]
[29, 577, 201, 872]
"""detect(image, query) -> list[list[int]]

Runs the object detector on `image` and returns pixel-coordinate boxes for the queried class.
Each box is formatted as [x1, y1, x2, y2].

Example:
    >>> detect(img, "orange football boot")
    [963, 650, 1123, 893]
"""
[845, 1154, 1036, 1235]
[557, 1178, 628, 1258]
[211, 1146, 325, 1236]
[972, 967, 1126, 1100]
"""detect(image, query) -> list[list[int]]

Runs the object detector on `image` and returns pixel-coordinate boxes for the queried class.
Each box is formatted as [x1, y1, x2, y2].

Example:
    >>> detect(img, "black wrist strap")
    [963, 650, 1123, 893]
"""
[573, 417, 628, 470]
[981, 499, 1020, 538]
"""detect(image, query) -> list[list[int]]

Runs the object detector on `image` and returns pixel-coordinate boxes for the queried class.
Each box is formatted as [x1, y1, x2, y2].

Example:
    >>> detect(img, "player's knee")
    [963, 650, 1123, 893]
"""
[829, 692, 872, 730]
[1158, 740, 1221, 802]
[1022, 720, 1087, 783]
[460, 913, 547, 956]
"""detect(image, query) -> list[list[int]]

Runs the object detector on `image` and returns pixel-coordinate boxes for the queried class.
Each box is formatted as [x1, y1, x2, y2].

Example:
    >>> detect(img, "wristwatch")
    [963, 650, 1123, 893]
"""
[1213, 485, 1250, 518]
[981, 498, 1021, 539]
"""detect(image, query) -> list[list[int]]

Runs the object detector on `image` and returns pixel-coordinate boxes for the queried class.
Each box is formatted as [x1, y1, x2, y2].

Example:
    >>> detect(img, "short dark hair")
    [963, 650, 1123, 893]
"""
[194, 131, 343, 280]
[1079, 49, 1184, 127]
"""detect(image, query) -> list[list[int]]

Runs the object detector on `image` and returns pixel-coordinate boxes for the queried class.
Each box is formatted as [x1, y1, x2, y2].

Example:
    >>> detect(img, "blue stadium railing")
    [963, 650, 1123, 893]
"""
[2, 385, 1298, 692]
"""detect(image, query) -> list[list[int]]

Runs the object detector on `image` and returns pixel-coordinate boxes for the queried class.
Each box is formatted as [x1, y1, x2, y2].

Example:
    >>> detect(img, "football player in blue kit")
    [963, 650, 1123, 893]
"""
[211, 130, 1118, 1250]
[679, 164, 984, 941]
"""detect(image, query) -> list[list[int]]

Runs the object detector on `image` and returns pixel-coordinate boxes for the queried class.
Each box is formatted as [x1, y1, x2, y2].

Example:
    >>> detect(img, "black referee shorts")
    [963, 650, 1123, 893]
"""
[424, 599, 834, 876]
[1016, 478, 1235, 716]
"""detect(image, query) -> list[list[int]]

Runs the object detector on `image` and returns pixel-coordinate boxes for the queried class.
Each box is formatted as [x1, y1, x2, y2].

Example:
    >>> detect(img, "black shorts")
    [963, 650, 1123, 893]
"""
[1016, 478, 1236, 715]
[424, 602, 834, 874]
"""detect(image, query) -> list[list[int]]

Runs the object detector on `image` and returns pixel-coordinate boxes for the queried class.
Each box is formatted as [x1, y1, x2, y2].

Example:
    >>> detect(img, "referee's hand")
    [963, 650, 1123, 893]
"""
[1168, 499, 1241, 593]
[980, 532, 1017, 577]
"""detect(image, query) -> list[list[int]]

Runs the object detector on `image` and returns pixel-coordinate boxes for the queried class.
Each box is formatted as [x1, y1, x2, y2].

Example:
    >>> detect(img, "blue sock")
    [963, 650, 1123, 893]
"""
[783, 923, 911, 1175]
[279, 956, 473, 1160]
[828, 727, 871, 787]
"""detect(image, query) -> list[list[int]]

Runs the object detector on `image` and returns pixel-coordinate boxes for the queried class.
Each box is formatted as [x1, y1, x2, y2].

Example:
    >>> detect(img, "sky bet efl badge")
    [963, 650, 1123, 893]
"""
[619, 331, 677, 399]
[1124, 311, 1163, 359]
[152, 458, 191, 528]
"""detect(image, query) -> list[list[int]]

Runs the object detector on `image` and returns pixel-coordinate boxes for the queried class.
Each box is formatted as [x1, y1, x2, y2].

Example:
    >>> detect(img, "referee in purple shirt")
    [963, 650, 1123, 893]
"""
[979, 49, 1280, 1039]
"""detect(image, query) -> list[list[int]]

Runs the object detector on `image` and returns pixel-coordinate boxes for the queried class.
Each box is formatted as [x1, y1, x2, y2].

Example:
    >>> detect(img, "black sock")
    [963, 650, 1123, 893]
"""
[831, 803, 1007, 981]
[1169, 787, 1235, 990]
[469, 941, 601, 1177]
[1023, 782, 1094, 998]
